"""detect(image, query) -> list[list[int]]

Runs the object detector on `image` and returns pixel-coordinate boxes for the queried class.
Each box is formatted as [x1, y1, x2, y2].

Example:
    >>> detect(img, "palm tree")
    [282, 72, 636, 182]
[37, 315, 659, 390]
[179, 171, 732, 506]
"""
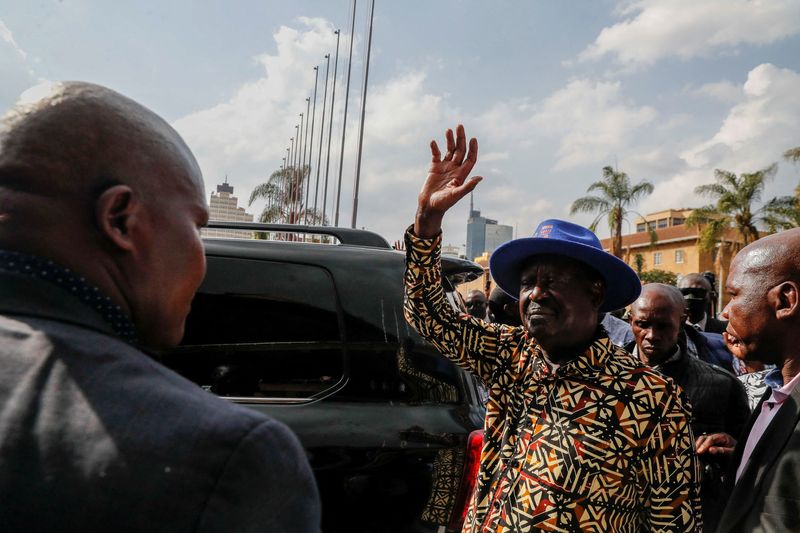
[248, 164, 327, 226]
[763, 147, 800, 231]
[570, 166, 654, 258]
[686, 163, 778, 251]
[784, 146, 800, 165]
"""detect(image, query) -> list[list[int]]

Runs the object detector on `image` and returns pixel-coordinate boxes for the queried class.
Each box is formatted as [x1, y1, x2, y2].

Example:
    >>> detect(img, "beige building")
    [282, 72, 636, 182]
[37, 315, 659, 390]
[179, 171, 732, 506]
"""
[202, 179, 255, 239]
[600, 208, 745, 309]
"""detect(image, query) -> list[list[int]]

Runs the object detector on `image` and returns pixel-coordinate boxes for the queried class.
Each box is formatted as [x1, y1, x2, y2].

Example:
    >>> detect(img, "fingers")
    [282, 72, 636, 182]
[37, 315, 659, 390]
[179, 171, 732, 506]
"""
[452, 124, 467, 165]
[430, 140, 442, 163]
[444, 128, 455, 161]
[696, 432, 736, 455]
[457, 176, 483, 196]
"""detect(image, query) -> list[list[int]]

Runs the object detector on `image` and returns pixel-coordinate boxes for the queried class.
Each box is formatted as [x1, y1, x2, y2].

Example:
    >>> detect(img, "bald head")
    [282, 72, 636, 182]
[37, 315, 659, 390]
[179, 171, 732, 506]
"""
[634, 283, 687, 316]
[630, 283, 687, 366]
[731, 229, 800, 287]
[0, 82, 209, 350]
[0, 82, 203, 245]
[724, 229, 800, 367]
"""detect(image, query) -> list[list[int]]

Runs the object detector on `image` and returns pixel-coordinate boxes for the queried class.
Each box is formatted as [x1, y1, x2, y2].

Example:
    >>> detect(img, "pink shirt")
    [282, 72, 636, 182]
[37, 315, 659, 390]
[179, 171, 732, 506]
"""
[736, 369, 800, 482]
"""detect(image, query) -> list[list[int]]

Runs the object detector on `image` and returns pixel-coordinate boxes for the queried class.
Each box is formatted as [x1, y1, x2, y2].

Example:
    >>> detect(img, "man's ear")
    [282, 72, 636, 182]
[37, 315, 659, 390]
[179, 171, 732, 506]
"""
[774, 281, 799, 320]
[95, 184, 140, 252]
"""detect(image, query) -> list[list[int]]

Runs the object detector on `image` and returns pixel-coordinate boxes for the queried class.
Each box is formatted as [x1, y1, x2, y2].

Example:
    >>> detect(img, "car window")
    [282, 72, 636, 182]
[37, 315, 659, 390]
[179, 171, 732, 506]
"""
[168, 257, 345, 402]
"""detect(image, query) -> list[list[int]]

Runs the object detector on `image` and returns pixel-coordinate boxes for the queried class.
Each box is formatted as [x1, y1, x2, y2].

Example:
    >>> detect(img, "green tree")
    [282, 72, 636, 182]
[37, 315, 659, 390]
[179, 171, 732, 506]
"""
[633, 253, 645, 275]
[686, 163, 778, 251]
[763, 147, 800, 231]
[570, 166, 654, 258]
[248, 165, 327, 226]
[639, 269, 677, 285]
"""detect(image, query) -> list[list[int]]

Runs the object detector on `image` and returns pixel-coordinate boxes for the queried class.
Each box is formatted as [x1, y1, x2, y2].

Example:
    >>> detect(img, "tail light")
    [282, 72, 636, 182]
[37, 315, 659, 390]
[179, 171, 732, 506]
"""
[448, 429, 484, 531]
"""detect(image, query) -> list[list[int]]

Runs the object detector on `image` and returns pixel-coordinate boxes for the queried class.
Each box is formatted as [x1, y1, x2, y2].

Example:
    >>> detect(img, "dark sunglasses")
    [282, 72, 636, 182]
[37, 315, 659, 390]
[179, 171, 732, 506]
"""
[679, 287, 708, 299]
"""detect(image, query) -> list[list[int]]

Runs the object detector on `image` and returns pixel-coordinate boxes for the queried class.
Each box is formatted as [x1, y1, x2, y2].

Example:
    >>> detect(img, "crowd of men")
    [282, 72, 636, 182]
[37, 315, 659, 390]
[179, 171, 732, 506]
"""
[1, 83, 799, 532]
[405, 124, 800, 531]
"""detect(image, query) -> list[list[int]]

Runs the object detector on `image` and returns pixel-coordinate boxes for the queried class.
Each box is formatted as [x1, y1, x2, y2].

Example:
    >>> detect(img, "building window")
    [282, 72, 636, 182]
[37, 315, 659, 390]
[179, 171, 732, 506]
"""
[673, 217, 685, 226]
[648, 221, 656, 230]
[653, 252, 662, 265]
[636, 223, 646, 233]
[658, 218, 668, 228]
[675, 250, 685, 264]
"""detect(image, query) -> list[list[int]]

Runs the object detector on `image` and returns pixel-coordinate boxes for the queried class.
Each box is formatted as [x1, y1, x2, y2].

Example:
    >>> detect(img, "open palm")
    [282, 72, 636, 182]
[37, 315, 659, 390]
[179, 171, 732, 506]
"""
[419, 124, 482, 215]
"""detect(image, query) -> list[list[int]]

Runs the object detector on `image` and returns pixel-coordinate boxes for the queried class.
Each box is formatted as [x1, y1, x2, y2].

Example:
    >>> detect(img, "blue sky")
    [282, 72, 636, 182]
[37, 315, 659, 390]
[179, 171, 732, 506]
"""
[2, 0, 800, 251]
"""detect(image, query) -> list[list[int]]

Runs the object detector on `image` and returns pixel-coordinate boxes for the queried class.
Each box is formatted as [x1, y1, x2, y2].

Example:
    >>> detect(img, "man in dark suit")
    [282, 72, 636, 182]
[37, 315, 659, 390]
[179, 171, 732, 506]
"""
[0, 82, 320, 531]
[627, 283, 750, 531]
[678, 273, 728, 334]
[696, 228, 800, 532]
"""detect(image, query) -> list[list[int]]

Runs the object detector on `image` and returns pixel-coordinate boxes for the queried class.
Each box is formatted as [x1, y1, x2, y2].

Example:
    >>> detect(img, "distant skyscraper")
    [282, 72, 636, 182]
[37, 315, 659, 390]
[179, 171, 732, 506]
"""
[485, 222, 513, 255]
[202, 177, 255, 239]
[465, 194, 513, 260]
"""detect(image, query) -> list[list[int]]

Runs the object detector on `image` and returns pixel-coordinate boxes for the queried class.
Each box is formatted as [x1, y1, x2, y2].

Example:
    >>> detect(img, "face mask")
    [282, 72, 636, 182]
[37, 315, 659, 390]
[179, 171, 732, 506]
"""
[686, 299, 707, 321]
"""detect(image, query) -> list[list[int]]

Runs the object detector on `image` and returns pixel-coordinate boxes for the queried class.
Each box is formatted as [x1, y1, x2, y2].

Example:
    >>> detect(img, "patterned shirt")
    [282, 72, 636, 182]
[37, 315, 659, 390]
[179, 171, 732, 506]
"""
[403, 229, 701, 532]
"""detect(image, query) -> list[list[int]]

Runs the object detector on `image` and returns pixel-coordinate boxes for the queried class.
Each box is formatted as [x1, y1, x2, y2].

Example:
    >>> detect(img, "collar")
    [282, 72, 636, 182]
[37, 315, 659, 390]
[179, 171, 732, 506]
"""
[0, 249, 138, 345]
[527, 328, 614, 383]
[688, 313, 708, 331]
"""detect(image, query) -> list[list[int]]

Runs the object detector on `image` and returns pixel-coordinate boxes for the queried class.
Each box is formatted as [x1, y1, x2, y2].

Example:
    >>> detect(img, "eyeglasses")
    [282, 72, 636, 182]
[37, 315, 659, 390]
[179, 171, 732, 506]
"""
[679, 287, 708, 299]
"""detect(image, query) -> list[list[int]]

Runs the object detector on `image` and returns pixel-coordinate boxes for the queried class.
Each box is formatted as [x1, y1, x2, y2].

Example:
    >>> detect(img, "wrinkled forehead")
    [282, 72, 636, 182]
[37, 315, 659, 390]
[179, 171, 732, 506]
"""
[519, 253, 601, 282]
[678, 275, 710, 290]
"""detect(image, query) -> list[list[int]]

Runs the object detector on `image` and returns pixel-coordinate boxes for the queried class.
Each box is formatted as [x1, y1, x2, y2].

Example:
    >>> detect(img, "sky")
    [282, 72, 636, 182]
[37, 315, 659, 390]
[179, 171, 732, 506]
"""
[2, 0, 800, 252]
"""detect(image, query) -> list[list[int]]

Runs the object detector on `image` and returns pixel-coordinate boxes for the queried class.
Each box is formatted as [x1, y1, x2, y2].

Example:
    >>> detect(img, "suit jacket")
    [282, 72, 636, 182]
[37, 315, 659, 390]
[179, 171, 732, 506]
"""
[717, 385, 800, 532]
[686, 326, 735, 374]
[0, 271, 321, 532]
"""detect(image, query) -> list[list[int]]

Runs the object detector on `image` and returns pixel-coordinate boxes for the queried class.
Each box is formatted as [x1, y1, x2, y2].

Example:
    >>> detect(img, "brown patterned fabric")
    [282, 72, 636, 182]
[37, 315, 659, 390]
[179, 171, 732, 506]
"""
[403, 227, 701, 532]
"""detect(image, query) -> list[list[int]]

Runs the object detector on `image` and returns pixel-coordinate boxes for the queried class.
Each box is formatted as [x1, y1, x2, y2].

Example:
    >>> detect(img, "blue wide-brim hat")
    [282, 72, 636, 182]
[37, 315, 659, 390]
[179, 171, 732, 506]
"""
[489, 219, 641, 312]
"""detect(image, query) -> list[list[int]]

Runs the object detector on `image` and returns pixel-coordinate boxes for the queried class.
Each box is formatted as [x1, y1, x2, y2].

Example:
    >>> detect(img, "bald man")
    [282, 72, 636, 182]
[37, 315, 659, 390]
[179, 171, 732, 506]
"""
[628, 284, 749, 532]
[703, 229, 800, 532]
[0, 83, 320, 531]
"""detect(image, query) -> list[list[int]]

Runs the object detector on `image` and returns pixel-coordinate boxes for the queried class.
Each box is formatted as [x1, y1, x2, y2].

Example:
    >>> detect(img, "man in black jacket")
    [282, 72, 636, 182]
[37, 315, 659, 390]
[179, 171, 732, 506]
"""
[679, 273, 728, 334]
[628, 283, 750, 532]
[0, 82, 320, 531]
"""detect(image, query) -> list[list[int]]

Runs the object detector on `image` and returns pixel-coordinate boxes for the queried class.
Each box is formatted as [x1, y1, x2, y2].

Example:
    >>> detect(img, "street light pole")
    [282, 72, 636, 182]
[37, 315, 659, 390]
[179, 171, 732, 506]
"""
[351, 0, 375, 229]
[313, 54, 330, 225]
[305, 67, 319, 225]
[335, 0, 357, 227]
[322, 29, 341, 226]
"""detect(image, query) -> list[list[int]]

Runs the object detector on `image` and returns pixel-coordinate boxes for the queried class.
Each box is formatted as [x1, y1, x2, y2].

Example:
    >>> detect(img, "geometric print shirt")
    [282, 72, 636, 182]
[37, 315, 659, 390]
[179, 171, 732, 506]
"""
[403, 229, 701, 532]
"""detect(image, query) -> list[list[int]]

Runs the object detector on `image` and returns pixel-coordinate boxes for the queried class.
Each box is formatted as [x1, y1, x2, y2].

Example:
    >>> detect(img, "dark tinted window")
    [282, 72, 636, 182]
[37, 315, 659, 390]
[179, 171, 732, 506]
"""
[169, 257, 344, 401]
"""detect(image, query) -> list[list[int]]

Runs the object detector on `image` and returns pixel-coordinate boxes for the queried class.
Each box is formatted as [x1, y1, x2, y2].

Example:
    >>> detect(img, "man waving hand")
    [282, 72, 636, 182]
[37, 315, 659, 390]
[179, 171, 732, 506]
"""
[404, 125, 701, 532]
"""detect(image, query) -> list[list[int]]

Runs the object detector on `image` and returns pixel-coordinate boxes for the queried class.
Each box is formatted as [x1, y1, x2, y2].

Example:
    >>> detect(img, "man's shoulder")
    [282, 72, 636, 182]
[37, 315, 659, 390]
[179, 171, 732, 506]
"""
[602, 343, 682, 395]
[3, 312, 270, 436]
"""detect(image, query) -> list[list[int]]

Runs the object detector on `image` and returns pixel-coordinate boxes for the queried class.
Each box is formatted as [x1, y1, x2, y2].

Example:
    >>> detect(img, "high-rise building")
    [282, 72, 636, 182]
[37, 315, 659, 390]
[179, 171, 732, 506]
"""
[202, 178, 255, 239]
[484, 222, 513, 255]
[465, 194, 513, 260]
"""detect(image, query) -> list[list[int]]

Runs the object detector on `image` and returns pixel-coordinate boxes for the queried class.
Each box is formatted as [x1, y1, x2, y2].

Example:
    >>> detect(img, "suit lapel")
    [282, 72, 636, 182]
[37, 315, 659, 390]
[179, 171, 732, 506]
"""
[719, 383, 800, 531]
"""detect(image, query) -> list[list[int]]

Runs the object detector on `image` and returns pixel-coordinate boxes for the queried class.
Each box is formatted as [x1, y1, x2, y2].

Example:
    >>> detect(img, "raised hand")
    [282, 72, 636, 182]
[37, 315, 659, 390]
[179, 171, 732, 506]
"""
[414, 124, 482, 238]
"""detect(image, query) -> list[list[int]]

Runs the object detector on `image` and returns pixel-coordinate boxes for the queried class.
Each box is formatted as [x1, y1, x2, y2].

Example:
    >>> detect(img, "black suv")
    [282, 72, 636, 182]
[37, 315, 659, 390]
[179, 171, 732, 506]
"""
[164, 222, 487, 532]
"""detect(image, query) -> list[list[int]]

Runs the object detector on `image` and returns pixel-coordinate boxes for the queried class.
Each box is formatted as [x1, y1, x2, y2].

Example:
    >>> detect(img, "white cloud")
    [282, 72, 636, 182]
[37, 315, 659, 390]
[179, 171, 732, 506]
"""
[640, 63, 800, 214]
[0, 18, 27, 60]
[171, 17, 453, 233]
[691, 80, 743, 103]
[529, 79, 657, 170]
[475, 79, 657, 171]
[579, 0, 800, 68]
